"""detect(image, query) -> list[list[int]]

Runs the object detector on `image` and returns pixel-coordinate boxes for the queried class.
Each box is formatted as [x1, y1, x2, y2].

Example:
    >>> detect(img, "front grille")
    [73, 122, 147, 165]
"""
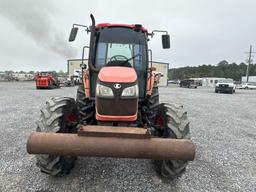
[96, 98, 138, 116]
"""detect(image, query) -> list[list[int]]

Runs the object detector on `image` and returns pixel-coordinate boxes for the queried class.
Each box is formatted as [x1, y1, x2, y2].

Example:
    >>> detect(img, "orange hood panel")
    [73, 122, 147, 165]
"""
[98, 67, 137, 83]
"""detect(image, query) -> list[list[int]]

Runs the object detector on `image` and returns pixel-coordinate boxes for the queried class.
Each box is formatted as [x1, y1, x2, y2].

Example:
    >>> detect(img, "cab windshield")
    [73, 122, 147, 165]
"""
[95, 27, 147, 69]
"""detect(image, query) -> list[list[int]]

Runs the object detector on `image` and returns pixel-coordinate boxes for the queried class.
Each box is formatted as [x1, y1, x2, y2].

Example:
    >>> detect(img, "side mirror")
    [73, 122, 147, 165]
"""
[162, 34, 170, 49]
[69, 27, 78, 42]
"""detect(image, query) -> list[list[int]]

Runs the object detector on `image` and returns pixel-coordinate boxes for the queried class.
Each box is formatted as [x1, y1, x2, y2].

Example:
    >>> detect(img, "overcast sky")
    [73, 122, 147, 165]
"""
[0, 0, 255, 72]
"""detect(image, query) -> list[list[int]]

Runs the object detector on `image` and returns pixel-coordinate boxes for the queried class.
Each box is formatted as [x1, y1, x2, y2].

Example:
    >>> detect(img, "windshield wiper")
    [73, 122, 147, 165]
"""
[120, 53, 142, 66]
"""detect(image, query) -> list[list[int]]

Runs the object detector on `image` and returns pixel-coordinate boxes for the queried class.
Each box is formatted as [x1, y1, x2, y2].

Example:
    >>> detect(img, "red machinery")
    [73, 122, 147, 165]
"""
[35, 71, 60, 89]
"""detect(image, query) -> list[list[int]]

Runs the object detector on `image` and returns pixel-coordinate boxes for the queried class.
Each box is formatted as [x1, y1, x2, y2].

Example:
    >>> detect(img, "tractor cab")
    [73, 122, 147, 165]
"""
[92, 24, 148, 98]
[69, 15, 170, 100]
[92, 25, 148, 121]
[68, 15, 170, 122]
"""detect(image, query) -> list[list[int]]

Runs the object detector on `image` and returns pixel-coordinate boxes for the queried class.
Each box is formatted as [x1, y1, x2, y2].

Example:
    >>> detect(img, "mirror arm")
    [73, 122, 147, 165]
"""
[148, 30, 168, 38]
[72, 24, 90, 33]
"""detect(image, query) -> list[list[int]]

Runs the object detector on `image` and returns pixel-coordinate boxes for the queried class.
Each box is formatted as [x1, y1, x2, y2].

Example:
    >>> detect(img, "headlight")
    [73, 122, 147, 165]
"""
[96, 84, 114, 97]
[121, 85, 138, 97]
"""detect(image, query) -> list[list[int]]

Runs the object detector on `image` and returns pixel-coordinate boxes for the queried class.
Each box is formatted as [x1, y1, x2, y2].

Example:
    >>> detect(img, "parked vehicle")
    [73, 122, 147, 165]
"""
[61, 78, 75, 87]
[180, 79, 197, 88]
[194, 80, 202, 86]
[168, 80, 176, 84]
[35, 71, 60, 89]
[71, 75, 81, 85]
[7, 76, 19, 81]
[236, 84, 243, 89]
[215, 79, 235, 94]
[241, 83, 256, 89]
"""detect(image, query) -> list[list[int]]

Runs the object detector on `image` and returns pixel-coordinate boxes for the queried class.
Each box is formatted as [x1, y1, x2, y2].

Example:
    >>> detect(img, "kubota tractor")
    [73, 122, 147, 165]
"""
[35, 71, 60, 89]
[27, 14, 195, 179]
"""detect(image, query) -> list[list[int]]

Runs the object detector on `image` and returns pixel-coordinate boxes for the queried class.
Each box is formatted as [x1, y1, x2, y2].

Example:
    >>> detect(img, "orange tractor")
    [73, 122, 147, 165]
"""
[27, 15, 195, 178]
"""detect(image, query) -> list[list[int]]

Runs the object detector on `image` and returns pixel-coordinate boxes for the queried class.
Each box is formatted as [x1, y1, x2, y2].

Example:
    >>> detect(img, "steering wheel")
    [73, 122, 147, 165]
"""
[109, 55, 128, 61]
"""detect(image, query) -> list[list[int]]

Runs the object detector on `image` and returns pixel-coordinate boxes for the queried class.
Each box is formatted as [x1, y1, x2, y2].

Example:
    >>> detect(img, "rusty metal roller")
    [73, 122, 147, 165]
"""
[27, 132, 195, 161]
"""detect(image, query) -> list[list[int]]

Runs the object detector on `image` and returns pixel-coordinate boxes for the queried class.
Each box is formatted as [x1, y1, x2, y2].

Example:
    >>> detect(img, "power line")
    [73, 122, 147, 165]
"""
[244, 45, 256, 83]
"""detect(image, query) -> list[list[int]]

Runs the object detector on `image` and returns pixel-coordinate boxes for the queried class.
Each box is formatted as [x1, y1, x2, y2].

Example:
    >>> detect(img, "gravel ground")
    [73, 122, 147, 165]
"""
[0, 81, 255, 192]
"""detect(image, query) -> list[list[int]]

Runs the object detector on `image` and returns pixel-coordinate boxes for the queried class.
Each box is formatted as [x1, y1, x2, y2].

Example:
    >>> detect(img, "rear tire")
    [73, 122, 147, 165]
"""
[76, 85, 96, 125]
[36, 97, 79, 176]
[154, 103, 191, 179]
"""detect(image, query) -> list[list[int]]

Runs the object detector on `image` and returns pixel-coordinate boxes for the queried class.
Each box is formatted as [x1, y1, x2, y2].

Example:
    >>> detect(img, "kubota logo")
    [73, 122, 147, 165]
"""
[114, 84, 121, 89]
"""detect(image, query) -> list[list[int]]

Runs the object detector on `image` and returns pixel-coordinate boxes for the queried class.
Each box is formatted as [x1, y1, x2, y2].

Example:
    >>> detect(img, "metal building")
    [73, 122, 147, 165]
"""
[151, 61, 169, 86]
[67, 59, 169, 86]
[201, 77, 226, 87]
[241, 76, 256, 83]
[67, 59, 88, 78]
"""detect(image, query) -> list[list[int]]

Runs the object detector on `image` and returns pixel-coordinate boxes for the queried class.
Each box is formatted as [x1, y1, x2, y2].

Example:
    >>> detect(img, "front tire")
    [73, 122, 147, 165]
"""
[154, 103, 191, 179]
[36, 97, 79, 176]
[76, 85, 96, 125]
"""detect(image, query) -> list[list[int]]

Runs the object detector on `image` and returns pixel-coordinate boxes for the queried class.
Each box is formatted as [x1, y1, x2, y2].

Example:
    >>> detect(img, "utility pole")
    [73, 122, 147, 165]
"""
[245, 45, 256, 83]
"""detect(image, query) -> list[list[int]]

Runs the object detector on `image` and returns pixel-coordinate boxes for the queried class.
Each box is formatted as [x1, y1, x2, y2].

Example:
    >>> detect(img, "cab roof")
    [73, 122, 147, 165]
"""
[96, 23, 148, 33]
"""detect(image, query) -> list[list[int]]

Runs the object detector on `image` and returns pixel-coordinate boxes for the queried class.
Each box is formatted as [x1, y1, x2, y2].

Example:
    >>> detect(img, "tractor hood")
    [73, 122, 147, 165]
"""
[98, 67, 137, 83]
[96, 66, 138, 122]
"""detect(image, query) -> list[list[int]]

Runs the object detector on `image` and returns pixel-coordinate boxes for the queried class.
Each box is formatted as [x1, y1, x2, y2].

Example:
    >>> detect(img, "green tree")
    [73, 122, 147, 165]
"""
[168, 61, 256, 81]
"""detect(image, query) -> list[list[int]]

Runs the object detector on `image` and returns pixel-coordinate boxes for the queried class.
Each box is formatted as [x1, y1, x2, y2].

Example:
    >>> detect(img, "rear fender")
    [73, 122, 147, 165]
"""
[83, 69, 90, 97]
[146, 72, 155, 96]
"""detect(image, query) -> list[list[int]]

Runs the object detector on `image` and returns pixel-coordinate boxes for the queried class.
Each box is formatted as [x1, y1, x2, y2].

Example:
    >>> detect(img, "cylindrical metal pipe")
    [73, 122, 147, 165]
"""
[27, 132, 195, 161]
